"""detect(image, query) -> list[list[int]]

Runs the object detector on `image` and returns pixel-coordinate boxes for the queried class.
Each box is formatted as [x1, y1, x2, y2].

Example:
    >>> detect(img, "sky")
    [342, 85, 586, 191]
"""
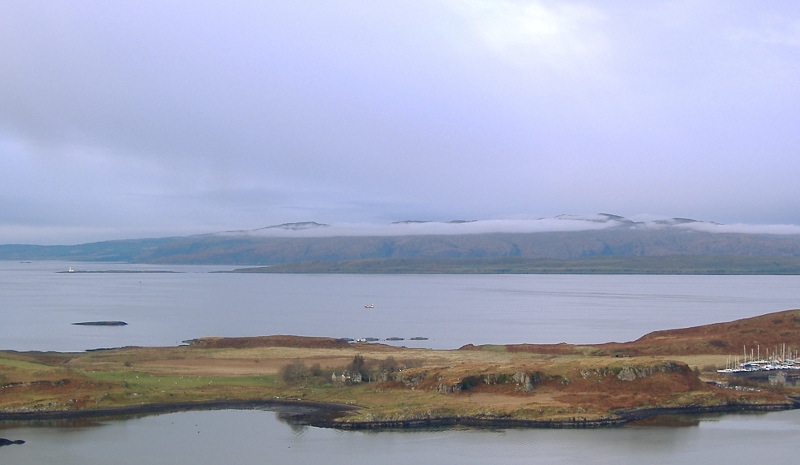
[2, 1, 800, 245]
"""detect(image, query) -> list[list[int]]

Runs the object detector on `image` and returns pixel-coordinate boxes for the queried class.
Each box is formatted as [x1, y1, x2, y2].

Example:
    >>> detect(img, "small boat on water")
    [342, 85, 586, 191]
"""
[364, 304, 375, 309]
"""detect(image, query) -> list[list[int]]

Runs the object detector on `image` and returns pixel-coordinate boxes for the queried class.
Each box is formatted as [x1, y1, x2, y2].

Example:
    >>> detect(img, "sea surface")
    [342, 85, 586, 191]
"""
[2, 260, 800, 463]
[2, 261, 800, 352]
[2, 408, 800, 465]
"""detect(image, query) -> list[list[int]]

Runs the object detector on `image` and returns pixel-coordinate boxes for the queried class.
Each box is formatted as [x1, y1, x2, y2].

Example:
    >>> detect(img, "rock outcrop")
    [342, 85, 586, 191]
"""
[615, 362, 686, 381]
[0, 438, 25, 446]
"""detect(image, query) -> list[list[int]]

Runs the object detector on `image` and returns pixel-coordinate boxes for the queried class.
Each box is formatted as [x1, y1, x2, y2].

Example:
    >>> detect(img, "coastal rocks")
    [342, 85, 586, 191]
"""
[393, 370, 427, 387]
[436, 382, 461, 394]
[616, 366, 639, 381]
[434, 371, 539, 394]
[352, 408, 458, 425]
[0, 438, 25, 447]
[581, 368, 612, 381]
[579, 362, 688, 382]
[616, 362, 686, 381]
[2, 379, 69, 389]
[512, 371, 538, 392]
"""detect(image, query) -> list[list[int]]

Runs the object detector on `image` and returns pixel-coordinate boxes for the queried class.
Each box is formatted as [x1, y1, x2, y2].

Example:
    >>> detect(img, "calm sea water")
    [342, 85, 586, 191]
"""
[1, 261, 799, 351]
[3, 409, 800, 464]
[2, 260, 800, 463]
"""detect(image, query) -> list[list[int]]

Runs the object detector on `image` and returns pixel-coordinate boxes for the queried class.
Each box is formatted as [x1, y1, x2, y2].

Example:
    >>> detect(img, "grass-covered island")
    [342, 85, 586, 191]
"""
[2, 310, 800, 429]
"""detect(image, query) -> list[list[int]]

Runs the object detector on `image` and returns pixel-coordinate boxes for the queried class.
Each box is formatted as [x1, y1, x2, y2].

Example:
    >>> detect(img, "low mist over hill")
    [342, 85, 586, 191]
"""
[2, 214, 800, 271]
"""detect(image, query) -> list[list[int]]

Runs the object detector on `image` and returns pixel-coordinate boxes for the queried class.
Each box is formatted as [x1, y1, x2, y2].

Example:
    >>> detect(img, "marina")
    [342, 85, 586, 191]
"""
[718, 344, 800, 375]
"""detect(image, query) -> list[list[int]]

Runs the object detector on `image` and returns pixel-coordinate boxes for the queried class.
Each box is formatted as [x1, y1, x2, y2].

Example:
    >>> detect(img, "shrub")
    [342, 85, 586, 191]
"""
[379, 356, 398, 373]
[281, 360, 309, 386]
[496, 373, 513, 384]
[460, 375, 483, 390]
[348, 354, 365, 376]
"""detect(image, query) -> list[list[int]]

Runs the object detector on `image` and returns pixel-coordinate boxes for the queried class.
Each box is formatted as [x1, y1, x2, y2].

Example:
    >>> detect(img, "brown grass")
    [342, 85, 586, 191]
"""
[479, 309, 800, 357]
[2, 310, 799, 423]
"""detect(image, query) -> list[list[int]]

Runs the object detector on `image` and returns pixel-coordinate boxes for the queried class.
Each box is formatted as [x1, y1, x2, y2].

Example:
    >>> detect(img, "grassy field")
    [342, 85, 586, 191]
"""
[3, 314, 799, 428]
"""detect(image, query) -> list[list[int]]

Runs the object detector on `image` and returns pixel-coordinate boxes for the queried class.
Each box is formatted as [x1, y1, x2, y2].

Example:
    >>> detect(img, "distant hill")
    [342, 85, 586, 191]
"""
[2, 214, 800, 272]
[479, 309, 800, 356]
[232, 256, 800, 274]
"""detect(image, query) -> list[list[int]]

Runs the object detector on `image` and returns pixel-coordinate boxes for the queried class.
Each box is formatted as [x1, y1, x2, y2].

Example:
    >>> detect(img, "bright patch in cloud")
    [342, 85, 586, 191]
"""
[453, 0, 608, 69]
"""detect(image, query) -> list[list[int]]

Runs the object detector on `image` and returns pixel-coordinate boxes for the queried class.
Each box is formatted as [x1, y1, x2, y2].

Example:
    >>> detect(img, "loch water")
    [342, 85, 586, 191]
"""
[2, 261, 800, 352]
[3, 408, 800, 465]
[2, 261, 800, 463]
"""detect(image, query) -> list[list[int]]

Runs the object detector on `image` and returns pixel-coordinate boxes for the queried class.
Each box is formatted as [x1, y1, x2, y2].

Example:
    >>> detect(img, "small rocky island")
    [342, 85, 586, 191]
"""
[72, 321, 128, 326]
[0, 438, 25, 447]
[2, 310, 800, 429]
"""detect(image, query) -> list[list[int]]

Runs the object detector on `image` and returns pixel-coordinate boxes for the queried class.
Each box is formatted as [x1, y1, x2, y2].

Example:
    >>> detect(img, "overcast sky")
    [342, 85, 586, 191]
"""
[2, 1, 800, 244]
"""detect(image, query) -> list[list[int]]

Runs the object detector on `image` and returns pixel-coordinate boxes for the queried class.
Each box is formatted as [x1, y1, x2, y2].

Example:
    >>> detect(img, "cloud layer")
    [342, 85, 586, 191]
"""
[224, 214, 800, 238]
[2, 2, 800, 244]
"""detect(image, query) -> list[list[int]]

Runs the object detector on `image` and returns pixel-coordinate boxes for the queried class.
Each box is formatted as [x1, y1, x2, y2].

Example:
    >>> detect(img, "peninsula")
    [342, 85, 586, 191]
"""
[2, 310, 800, 429]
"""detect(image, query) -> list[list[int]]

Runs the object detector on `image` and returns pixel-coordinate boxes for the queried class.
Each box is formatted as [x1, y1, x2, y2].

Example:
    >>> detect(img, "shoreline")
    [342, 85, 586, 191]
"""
[0, 399, 358, 422]
[1, 398, 797, 430]
[4, 311, 800, 432]
[311, 400, 800, 430]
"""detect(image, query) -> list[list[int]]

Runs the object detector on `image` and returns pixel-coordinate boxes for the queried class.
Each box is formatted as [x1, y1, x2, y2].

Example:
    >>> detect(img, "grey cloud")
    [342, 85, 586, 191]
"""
[1, 1, 799, 244]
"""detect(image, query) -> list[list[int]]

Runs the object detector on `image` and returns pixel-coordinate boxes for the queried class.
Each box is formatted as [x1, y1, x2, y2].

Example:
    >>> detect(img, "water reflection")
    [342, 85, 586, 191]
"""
[0, 418, 106, 430]
[2, 409, 800, 465]
[625, 414, 704, 427]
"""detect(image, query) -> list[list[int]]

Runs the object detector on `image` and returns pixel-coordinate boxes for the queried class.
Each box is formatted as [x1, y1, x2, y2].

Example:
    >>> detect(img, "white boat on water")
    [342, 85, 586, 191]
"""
[364, 304, 374, 309]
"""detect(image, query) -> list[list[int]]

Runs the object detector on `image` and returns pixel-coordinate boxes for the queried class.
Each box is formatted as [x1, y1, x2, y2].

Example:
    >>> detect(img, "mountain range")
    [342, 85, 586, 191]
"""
[2, 214, 800, 271]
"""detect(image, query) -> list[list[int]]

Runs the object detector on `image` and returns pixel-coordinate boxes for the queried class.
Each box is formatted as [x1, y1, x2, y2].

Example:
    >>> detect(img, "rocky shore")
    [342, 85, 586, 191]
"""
[1, 397, 797, 431]
[309, 400, 800, 430]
